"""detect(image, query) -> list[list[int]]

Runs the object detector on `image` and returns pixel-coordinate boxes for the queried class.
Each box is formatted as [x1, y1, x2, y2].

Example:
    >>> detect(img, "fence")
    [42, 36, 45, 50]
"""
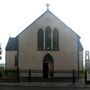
[0, 69, 78, 83]
[85, 69, 90, 84]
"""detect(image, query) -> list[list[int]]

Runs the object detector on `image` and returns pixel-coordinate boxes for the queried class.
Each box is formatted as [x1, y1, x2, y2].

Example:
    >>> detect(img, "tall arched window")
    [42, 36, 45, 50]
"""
[53, 29, 59, 50]
[37, 28, 44, 50]
[45, 27, 51, 50]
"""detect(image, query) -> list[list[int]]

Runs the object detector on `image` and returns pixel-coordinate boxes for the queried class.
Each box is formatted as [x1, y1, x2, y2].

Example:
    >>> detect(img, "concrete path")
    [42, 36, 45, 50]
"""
[0, 81, 90, 88]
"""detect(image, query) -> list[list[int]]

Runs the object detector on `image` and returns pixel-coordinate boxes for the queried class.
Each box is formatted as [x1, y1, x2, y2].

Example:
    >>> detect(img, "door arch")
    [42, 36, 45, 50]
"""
[43, 53, 54, 78]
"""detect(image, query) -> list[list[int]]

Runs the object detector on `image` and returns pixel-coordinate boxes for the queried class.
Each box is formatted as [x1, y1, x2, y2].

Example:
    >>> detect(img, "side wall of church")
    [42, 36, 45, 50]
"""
[5, 51, 17, 70]
[79, 51, 83, 70]
[18, 11, 81, 71]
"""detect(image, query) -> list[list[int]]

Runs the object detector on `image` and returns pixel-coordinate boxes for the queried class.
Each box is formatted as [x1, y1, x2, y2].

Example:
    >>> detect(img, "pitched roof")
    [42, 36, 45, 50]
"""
[6, 37, 18, 51]
[79, 41, 83, 51]
[6, 10, 82, 51]
[16, 10, 80, 38]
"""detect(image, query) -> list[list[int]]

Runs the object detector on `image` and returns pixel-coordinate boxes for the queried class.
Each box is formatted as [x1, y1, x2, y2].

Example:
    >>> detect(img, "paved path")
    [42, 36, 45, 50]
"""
[0, 82, 89, 88]
[0, 79, 90, 88]
[0, 84, 90, 90]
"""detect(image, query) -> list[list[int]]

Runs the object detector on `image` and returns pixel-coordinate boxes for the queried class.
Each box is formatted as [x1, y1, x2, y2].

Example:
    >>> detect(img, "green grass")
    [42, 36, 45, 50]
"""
[4, 70, 17, 78]
[79, 71, 85, 79]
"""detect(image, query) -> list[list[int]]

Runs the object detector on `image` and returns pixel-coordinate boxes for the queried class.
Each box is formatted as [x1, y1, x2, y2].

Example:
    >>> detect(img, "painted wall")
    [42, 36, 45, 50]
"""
[5, 51, 17, 69]
[79, 51, 83, 70]
[18, 11, 81, 71]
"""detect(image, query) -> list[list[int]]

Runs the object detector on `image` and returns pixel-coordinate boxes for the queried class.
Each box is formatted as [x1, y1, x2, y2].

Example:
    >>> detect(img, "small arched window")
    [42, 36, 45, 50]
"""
[53, 29, 59, 50]
[45, 27, 51, 50]
[37, 29, 44, 50]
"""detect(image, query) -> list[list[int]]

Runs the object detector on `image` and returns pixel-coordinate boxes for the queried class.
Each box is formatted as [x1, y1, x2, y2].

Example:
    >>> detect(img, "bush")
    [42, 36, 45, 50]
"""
[4, 70, 17, 78]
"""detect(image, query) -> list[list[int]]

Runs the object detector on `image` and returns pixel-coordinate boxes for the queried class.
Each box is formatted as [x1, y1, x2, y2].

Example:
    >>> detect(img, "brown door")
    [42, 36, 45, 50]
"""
[43, 63, 48, 78]
[48, 62, 54, 78]
[43, 54, 54, 78]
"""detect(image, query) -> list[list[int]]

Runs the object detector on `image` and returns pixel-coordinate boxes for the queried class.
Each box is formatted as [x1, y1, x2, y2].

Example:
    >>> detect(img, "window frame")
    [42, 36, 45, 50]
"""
[37, 28, 44, 50]
[45, 26, 51, 50]
[53, 28, 59, 50]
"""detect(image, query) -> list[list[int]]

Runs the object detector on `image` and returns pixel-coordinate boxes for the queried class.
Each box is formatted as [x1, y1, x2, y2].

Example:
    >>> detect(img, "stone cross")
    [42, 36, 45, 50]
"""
[46, 3, 50, 10]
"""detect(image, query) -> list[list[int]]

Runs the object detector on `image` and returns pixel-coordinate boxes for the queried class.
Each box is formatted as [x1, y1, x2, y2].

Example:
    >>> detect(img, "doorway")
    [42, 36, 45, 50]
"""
[43, 54, 54, 78]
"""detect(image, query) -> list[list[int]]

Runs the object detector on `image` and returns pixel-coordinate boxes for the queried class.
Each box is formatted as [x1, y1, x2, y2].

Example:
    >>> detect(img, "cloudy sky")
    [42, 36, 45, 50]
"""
[0, 0, 90, 63]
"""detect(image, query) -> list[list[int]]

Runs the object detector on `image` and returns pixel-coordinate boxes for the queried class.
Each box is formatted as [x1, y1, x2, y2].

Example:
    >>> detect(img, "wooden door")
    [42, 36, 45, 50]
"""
[43, 63, 48, 78]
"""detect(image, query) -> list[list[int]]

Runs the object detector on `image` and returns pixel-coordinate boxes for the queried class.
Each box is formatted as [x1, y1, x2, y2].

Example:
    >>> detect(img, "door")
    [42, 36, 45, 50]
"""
[43, 54, 54, 79]
[43, 63, 48, 78]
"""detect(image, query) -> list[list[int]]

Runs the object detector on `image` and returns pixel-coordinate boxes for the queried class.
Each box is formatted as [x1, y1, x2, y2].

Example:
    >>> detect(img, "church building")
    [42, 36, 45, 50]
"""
[5, 7, 83, 79]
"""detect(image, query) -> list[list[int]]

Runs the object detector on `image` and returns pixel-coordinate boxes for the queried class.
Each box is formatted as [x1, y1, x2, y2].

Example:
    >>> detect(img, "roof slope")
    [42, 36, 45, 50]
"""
[79, 41, 83, 51]
[6, 37, 18, 51]
[6, 10, 82, 51]
[16, 10, 80, 38]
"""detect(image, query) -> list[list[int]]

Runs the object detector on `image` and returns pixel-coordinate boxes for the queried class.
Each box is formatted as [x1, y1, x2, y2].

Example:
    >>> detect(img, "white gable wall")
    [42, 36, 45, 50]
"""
[18, 11, 80, 71]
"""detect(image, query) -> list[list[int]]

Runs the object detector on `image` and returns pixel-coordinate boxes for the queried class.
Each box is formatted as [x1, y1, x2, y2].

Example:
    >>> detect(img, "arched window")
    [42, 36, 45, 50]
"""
[45, 27, 51, 50]
[37, 28, 44, 50]
[53, 29, 59, 50]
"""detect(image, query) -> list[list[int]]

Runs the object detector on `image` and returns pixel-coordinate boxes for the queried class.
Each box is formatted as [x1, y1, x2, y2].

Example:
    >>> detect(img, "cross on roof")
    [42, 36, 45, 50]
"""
[46, 3, 50, 10]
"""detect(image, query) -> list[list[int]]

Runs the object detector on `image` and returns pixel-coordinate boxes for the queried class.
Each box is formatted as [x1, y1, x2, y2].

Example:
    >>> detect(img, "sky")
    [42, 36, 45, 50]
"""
[0, 0, 90, 64]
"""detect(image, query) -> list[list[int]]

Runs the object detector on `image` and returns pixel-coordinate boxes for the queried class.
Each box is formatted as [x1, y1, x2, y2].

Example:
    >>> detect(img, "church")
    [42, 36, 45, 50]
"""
[5, 7, 83, 79]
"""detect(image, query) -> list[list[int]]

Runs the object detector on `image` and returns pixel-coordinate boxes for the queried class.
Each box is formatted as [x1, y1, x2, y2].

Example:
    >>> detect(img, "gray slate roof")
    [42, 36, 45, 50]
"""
[6, 37, 18, 51]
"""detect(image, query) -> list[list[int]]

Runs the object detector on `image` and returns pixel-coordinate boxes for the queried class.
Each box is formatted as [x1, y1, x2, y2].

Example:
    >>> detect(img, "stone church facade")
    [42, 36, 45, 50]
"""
[5, 9, 83, 78]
